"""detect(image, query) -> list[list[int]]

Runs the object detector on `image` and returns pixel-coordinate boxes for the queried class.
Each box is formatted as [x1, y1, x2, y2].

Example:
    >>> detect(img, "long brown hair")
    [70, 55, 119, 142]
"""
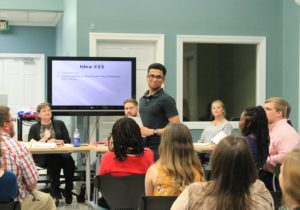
[158, 123, 203, 194]
[206, 135, 257, 210]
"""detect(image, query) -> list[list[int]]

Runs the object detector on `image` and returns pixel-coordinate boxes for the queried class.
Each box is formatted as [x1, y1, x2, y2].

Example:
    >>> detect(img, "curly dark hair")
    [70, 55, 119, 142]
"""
[112, 117, 144, 161]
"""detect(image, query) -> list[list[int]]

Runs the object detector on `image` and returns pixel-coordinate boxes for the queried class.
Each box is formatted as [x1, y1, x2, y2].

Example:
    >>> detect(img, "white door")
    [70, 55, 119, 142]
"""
[0, 54, 45, 140]
[89, 33, 164, 141]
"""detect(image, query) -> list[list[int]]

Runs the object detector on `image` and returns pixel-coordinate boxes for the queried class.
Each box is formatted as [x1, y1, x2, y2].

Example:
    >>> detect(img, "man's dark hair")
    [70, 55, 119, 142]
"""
[147, 63, 167, 77]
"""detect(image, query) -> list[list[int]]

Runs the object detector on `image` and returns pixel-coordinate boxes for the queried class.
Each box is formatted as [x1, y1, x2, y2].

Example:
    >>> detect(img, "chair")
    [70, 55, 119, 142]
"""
[270, 191, 282, 210]
[94, 174, 145, 210]
[270, 164, 282, 210]
[138, 196, 177, 210]
[0, 201, 21, 210]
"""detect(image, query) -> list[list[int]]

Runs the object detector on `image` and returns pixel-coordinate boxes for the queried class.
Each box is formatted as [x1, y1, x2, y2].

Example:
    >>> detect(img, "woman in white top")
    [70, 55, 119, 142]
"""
[198, 100, 233, 144]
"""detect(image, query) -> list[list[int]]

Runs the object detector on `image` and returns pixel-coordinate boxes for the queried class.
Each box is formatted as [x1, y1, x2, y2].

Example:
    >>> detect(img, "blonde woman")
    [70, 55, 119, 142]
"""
[279, 148, 300, 210]
[198, 100, 233, 144]
[145, 123, 203, 196]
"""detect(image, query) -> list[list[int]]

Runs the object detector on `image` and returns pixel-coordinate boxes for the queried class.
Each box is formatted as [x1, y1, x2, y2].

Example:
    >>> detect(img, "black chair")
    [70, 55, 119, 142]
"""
[94, 174, 145, 210]
[270, 191, 282, 210]
[0, 201, 21, 210]
[138, 196, 177, 210]
[270, 164, 282, 210]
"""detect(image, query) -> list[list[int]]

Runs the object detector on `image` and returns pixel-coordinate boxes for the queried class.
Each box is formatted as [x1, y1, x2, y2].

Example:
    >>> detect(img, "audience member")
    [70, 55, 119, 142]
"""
[239, 106, 270, 169]
[0, 105, 56, 210]
[145, 123, 203, 196]
[279, 148, 300, 210]
[139, 63, 180, 160]
[171, 135, 274, 210]
[98, 117, 154, 176]
[198, 100, 233, 143]
[123, 98, 139, 117]
[0, 144, 17, 203]
[262, 97, 300, 190]
[28, 102, 75, 206]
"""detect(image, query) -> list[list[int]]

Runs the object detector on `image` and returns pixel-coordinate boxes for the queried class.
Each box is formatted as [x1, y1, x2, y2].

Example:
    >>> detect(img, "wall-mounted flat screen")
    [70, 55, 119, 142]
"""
[47, 56, 136, 115]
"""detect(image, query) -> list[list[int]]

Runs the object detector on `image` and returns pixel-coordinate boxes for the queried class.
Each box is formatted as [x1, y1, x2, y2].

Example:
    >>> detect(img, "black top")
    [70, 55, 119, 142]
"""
[28, 120, 71, 143]
[139, 88, 178, 147]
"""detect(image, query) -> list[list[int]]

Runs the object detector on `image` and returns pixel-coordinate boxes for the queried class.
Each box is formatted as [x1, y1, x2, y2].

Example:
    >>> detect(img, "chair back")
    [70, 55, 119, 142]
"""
[139, 196, 177, 210]
[270, 191, 282, 210]
[0, 201, 21, 210]
[95, 174, 145, 210]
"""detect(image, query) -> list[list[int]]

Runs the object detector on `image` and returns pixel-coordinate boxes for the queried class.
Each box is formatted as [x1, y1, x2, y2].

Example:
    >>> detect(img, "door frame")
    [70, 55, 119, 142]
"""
[89, 32, 164, 63]
[177, 35, 266, 129]
[0, 53, 45, 104]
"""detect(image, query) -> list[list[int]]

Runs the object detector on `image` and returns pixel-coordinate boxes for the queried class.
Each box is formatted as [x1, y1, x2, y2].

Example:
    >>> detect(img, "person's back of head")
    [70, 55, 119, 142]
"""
[208, 135, 257, 210]
[280, 148, 300, 208]
[158, 123, 203, 194]
[241, 106, 270, 168]
[112, 117, 144, 161]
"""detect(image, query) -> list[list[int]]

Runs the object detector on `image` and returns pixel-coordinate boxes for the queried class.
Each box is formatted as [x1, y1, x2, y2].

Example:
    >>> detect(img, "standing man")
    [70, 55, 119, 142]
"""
[262, 97, 300, 190]
[139, 63, 180, 160]
[123, 98, 139, 117]
[0, 106, 56, 210]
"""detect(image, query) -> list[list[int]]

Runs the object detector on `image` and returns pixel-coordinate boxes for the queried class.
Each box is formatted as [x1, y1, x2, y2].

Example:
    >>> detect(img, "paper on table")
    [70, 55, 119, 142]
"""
[31, 142, 56, 148]
[29, 139, 56, 148]
[211, 131, 228, 144]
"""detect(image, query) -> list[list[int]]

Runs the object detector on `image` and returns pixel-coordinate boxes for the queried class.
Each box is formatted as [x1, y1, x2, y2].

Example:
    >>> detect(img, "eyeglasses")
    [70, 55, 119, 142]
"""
[147, 74, 164, 80]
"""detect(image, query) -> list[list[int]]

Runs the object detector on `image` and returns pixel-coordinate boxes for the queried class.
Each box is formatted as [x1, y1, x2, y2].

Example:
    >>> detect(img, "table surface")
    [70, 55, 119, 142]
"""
[29, 145, 95, 154]
[94, 144, 215, 153]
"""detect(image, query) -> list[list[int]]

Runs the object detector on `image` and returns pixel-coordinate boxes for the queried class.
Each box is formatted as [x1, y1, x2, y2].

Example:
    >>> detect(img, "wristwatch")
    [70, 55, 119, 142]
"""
[153, 129, 158, 136]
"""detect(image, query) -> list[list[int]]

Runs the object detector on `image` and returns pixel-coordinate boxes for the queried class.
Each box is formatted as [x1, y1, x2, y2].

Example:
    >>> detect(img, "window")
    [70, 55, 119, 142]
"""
[176, 35, 266, 129]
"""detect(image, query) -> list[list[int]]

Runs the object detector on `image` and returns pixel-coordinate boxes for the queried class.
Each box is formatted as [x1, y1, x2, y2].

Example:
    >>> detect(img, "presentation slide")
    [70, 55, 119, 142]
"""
[51, 60, 133, 106]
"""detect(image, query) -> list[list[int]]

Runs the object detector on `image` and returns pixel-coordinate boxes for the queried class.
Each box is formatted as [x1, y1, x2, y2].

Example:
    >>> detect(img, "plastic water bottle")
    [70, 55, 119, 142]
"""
[73, 129, 80, 147]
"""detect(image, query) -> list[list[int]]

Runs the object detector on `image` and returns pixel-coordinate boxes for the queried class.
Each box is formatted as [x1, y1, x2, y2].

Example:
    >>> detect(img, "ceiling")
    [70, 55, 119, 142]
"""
[0, 10, 62, 27]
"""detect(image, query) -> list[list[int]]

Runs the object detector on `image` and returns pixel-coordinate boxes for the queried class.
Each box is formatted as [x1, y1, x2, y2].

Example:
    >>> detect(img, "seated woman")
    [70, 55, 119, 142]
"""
[28, 103, 75, 206]
[0, 146, 17, 203]
[198, 100, 233, 144]
[279, 148, 300, 210]
[239, 106, 270, 169]
[145, 123, 203, 196]
[171, 135, 274, 210]
[98, 117, 154, 176]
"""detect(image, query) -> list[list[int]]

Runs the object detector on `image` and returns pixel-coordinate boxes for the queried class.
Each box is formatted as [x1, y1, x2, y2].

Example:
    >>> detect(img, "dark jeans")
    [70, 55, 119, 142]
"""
[144, 138, 160, 161]
[47, 154, 75, 198]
